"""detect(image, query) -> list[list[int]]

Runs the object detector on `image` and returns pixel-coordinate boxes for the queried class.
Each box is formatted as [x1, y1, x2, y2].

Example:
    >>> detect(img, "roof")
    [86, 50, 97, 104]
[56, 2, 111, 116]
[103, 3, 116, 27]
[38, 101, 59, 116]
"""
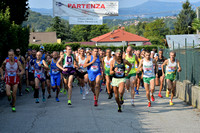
[91, 29, 149, 42]
[65, 42, 96, 46]
[29, 32, 57, 44]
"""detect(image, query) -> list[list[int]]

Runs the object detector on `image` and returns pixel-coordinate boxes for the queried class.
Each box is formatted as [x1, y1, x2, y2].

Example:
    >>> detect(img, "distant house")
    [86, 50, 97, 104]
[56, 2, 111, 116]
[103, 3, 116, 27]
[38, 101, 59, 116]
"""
[29, 32, 58, 44]
[91, 27, 150, 46]
[166, 34, 200, 50]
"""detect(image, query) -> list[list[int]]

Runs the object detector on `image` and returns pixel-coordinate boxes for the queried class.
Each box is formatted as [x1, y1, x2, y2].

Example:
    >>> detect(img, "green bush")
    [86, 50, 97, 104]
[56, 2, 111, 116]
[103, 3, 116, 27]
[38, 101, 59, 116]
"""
[29, 43, 164, 53]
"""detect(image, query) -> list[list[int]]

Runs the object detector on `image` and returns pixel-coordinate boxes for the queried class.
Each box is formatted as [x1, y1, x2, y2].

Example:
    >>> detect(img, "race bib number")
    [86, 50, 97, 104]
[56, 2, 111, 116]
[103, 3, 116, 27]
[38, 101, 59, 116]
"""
[105, 62, 110, 68]
[52, 69, 59, 74]
[91, 63, 99, 72]
[144, 67, 153, 75]
[158, 64, 162, 70]
[8, 72, 16, 76]
[115, 68, 124, 78]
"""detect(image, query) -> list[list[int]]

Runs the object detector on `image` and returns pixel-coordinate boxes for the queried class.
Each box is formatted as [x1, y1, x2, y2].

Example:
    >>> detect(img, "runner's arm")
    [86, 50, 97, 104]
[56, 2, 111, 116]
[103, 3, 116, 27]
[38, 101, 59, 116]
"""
[136, 59, 143, 73]
[110, 60, 115, 75]
[83, 56, 94, 68]
[42, 60, 50, 70]
[161, 60, 168, 75]
[56, 55, 64, 71]
[124, 59, 132, 75]
[177, 60, 182, 72]
[73, 54, 78, 68]
[18, 61, 25, 75]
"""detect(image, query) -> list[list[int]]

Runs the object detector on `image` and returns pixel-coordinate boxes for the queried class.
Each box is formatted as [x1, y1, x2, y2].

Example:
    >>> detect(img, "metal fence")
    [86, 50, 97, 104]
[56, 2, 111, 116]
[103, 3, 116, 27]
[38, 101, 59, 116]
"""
[163, 44, 200, 86]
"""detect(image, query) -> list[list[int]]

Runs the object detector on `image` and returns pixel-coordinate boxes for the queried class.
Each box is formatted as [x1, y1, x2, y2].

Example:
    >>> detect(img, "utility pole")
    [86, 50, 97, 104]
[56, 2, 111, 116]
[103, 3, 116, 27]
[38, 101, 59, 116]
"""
[196, 7, 200, 34]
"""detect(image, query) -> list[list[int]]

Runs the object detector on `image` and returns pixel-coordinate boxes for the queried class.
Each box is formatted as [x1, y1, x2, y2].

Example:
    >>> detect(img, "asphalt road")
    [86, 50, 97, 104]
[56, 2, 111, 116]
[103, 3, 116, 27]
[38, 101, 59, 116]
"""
[0, 83, 200, 133]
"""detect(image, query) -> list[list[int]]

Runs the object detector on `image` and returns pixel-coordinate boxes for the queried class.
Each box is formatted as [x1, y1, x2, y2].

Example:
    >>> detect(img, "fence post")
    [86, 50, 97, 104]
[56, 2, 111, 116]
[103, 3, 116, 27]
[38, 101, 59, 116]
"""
[185, 38, 187, 80]
[173, 41, 174, 50]
[193, 40, 195, 48]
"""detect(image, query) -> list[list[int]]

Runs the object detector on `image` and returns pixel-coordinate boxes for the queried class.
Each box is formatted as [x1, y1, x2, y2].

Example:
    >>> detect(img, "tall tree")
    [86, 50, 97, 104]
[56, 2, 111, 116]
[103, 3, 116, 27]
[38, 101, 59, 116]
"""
[144, 19, 169, 45]
[47, 16, 71, 42]
[174, 0, 196, 34]
[0, 0, 29, 25]
[192, 18, 200, 31]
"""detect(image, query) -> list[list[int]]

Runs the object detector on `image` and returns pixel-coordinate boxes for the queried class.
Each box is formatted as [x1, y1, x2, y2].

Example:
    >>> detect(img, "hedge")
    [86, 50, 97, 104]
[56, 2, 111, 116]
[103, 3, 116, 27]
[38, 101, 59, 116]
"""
[29, 43, 165, 53]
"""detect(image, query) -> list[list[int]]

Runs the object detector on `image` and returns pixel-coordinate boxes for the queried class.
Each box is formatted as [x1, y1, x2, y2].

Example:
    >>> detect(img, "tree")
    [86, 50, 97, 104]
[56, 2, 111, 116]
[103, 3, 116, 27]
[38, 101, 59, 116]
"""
[192, 18, 200, 31]
[143, 19, 169, 45]
[47, 16, 71, 42]
[0, 0, 29, 25]
[174, 0, 196, 34]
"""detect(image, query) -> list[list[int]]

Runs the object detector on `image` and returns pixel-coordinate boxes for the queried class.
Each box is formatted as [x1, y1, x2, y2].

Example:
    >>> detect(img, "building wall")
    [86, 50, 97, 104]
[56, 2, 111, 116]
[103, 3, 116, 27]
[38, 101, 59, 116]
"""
[96, 41, 144, 46]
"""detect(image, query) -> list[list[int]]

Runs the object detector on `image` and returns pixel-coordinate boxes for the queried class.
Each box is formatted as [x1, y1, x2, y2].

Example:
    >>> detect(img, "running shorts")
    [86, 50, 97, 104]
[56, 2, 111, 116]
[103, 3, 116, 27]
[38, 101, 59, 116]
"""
[157, 70, 163, 78]
[143, 77, 155, 84]
[125, 73, 136, 79]
[50, 74, 61, 87]
[5, 76, 19, 86]
[111, 77, 126, 87]
[76, 70, 87, 79]
[165, 74, 176, 82]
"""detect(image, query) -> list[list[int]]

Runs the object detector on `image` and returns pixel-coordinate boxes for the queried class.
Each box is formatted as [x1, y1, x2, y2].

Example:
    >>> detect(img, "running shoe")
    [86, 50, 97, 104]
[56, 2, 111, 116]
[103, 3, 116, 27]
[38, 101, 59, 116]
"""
[85, 88, 89, 95]
[169, 100, 174, 106]
[42, 96, 46, 102]
[148, 102, 151, 107]
[80, 88, 83, 94]
[68, 100, 72, 105]
[25, 88, 30, 93]
[120, 97, 124, 105]
[166, 89, 169, 97]
[94, 94, 96, 101]
[64, 89, 67, 95]
[151, 95, 155, 102]
[47, 95, 51, 99]
[60, 88, 64, 93]
[118, 107, 122, 112]
[100, 88, 102, 92]
[82, 94, 86, 100]
[12, 107, 16, 112]
[94, 100, 98, 106]
[108, 93, 112, 99]
[35, 98, 39, 103]
[32, 87, 34, 91]
[131, 99, 135, 106]
[158, 93, 163, 98]
[134, 87, 137, 92]
[136, 90, 139, 95]
[56, 97, 60, 102]
[102, 82, 105, 86]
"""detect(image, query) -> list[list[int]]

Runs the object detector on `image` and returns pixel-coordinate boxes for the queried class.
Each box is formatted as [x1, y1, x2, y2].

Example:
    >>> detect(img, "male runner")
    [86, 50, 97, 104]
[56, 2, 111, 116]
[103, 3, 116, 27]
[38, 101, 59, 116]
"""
[162, 51, 181, 105]
[135, 50, 142, 95]
[110, 49, 132, 112]
[156, 49, 166, 98]
[45, 55, 51, 99]
[57, 46, 77, 105]
[50, 51, 61, 102]
[1, 49, 24, 112]
[102, 48, 113, 99]
[137, 50, 157, 107]
[124, 46, 138, 106]
[15, 48, 26, 95]
[83, 47, 102, 106]
[76, 48, 89, 100]
[34, 51, 49, 103]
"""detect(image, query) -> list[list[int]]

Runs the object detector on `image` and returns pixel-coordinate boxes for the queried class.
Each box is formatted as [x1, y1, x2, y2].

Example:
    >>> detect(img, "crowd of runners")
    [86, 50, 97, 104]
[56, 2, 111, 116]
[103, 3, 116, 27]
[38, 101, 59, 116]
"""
[0, 45, 181, 112]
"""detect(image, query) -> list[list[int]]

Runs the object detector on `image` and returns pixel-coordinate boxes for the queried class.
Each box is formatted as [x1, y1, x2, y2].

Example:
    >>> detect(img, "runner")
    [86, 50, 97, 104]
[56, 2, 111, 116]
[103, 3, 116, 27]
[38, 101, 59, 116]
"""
[161, 51, 181, 105]
[50, 51, 61, 102]
[102, 48, 113, 99]
[25, 49, 32, 93]
[56, 46, 77, 105]
[110, 49, 132, 112]
[34, 51, 49, 103]
[59, 51, 66, 94]
[15, 48, 26, 96]
[76, 48, 89, 100]
[124, 46, 138, 106]
[26, 49, 37, 97]
[155, 49, 166, 98]
[135, 50, 142, 95]
[0, 49, 24, 112]
[45, 55, 51, 99]
[83, 47, 102, 106]
[137, 50, 157, 107]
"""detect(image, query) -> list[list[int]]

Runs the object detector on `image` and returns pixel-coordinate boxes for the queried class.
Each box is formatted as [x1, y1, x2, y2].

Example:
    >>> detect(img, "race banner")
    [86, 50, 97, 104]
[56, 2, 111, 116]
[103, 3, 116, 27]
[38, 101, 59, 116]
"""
[53, 0, 119, 17]
[69, 16, 103, 25]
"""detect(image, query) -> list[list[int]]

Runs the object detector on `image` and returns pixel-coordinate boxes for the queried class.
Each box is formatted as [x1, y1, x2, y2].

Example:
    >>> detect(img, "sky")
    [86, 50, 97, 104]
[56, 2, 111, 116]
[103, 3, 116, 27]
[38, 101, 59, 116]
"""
[28, 0, 200, 9]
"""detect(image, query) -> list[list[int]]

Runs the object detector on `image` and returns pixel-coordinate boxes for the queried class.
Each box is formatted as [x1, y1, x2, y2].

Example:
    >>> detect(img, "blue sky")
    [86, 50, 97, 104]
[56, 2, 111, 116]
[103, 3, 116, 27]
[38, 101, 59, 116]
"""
[28, 0, 200, 9]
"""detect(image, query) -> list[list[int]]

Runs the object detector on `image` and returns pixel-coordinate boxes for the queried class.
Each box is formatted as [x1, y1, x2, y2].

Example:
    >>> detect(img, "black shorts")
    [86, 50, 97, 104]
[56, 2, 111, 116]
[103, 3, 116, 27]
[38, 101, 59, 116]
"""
[76, 70, 87, 79]
[157, 70, 163, 78]
[63, 73, 74, 79]
[28, 72, 35, 81]
[45, 71, 50, 80]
